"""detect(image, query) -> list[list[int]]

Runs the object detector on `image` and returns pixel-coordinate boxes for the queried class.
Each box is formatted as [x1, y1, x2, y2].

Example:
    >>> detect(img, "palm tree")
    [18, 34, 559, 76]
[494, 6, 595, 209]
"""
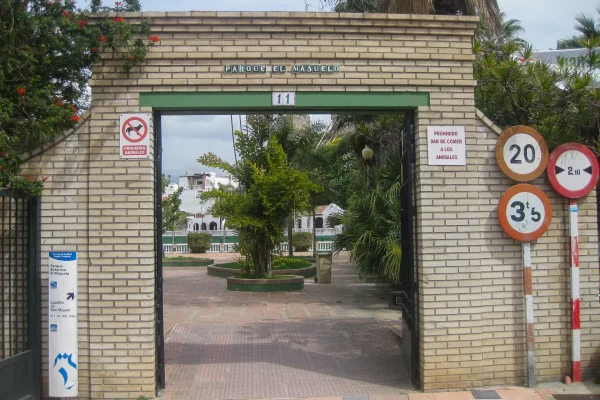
[324, 0, 501, 29]
[557, 10, 600, 49]
[475, 12, 525, 53]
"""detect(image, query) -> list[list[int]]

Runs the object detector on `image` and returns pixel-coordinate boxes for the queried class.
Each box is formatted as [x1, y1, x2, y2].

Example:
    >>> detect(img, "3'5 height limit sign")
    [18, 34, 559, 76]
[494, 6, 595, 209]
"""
[120, 113, 151, 159]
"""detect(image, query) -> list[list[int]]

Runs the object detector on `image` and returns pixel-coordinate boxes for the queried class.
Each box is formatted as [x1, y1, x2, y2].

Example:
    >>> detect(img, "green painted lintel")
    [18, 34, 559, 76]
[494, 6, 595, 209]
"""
[140, 92, 429, 112]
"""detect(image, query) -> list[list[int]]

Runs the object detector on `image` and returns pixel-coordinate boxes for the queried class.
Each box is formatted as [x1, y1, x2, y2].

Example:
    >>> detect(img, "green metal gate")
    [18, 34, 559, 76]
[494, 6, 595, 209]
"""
[0, 191, 42, 400]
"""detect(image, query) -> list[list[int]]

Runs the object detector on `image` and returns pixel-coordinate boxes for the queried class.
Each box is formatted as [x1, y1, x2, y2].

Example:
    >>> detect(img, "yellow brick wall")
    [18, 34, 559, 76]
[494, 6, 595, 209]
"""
[18, 11, 599, 398]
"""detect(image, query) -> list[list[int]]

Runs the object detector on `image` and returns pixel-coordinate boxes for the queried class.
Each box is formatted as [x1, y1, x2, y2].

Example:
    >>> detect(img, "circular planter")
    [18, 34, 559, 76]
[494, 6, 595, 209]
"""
[208, 263, 316, 278]
[227, 275, 304, 292]
[207, 265, 239, 278]
[163, 259, 214, 267]
[274, 265, 316, 278]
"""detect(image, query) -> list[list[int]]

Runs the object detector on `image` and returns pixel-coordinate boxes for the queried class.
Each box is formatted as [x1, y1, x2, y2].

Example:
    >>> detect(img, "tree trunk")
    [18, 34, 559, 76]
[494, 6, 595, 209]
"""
[287, 215, 294, 257]
[312, 197, 317, 258]
[254, 235, 271, 277]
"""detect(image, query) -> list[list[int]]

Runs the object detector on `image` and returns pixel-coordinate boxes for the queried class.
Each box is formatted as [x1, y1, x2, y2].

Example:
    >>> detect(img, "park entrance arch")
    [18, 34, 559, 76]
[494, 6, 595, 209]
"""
[146, 93, 425, 392]
[19, 10, 600, 400]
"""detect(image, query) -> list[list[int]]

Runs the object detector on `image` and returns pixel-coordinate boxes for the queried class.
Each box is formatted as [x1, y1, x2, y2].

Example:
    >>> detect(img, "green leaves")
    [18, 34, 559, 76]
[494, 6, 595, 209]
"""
[474, 14, 600, 151]
[1, 0, 157, 195]
[161, 175, 187, 234]
[198, 115, 320, 277]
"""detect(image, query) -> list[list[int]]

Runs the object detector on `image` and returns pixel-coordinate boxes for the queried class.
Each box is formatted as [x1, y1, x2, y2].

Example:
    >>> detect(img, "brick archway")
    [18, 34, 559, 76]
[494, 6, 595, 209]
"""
[19, 11, 600, 399]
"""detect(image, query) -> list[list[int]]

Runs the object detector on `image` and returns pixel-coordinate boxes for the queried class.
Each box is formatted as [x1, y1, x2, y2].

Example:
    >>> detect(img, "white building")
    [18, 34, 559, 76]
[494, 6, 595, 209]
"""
[294, 203, 344, 230]
[168, 172, 344, 234]
[168, 172, 237, 232]
[164, 183, 179, 197]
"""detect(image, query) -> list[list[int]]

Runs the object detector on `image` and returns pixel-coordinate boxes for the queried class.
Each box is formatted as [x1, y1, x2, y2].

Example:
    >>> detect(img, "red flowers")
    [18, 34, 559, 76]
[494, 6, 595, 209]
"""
[26, 175, 34, 181]
[0, 152, 6, 157]
[112, 17, 125, 23]
[91, 47, 99, 53]
[71, 115, 81, 122]
[77, 20, 87, 28]
[125, 55, 135, 60]
[16, 88, 26, 96]
[70, 105, 78, 113]
[98, 35, 107, 43]
[61, 10, 71, 18]
[149, 35, 160, 43]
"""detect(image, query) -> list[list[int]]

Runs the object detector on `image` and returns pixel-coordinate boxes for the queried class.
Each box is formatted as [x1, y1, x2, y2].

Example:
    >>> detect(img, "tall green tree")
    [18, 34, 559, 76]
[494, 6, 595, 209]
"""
[330, 115, 405, 282]
[558, 9, 600, 49]
[198, 115, 320, 278]
[272, 116, 326, 256]
[161, 175, 188, 248]
[324, 0, 501, 28]
[475, 16, 600, 150]
[0, 0, 158, 195]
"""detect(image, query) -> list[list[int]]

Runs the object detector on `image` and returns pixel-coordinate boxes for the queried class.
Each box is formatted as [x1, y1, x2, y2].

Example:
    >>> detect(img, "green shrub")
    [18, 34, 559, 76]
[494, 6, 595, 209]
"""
[292, 232, 313, 252]
[187, 232, 212, 253]
[272, 257, 312, 270]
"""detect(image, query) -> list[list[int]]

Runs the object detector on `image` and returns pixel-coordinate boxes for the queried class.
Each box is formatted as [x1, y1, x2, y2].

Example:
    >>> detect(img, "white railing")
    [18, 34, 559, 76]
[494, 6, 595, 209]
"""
[163, 241, 333, 255]
[166, 228, 340, 238]
[318, 241, 334, 251]
[224, 243, 236, 253]
[164, 230, 188, 237]
[277, 242, 289, 252]
[286, 228, 338, 236]
[209, 230, 238, 237]
[162, 244, 190, 254]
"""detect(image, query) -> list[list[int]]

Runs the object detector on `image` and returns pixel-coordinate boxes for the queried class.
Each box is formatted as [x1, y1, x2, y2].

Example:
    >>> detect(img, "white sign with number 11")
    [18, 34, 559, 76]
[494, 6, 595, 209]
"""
[272, 92, 296, 106]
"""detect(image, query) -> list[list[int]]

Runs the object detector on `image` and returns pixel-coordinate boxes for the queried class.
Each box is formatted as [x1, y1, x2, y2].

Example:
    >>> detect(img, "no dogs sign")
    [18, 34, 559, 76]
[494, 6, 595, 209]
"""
[120, 114, 151, 159]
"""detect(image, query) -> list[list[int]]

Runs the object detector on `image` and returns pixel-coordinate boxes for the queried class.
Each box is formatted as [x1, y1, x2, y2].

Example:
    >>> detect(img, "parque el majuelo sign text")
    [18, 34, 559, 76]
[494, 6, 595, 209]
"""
[224, 65, 341, 74]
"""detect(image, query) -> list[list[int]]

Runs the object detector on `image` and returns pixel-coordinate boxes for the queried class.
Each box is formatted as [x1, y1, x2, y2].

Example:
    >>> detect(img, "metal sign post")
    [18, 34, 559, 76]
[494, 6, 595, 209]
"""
[498, 184, 552, 388]
[522, 242, 536, 388]
[547, 142, 600, 383]
[568, 199, 581, 382]
[495, 127, 550, 389]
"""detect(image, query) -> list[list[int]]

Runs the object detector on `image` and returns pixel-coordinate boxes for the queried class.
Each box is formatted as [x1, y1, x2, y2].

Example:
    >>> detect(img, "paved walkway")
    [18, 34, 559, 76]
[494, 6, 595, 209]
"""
[161, 254, 413, 399]
[160, 254, 600, 400]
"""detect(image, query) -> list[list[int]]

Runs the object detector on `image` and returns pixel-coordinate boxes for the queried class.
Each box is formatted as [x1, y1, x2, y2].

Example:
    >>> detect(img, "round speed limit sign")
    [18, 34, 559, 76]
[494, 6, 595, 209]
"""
[496, 126, 549, 182]
[498, 184, 552, 242]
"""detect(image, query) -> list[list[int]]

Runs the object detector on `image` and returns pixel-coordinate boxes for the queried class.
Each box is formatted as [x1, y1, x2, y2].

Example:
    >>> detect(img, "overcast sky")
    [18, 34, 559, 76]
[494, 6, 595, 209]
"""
[128, 0, 600, 179]
[90, 0, 600, 50]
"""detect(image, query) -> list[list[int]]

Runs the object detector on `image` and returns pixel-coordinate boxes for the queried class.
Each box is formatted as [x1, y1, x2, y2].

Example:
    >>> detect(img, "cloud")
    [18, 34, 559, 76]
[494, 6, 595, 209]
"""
[161, 115, 239, 178]
[499, 0, 599, 50]
[161, 113, 331, 180]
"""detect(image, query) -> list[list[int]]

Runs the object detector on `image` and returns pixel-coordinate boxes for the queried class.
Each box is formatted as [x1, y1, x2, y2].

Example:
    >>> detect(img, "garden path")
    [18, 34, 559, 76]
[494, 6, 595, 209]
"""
[160, 253, 413, 399]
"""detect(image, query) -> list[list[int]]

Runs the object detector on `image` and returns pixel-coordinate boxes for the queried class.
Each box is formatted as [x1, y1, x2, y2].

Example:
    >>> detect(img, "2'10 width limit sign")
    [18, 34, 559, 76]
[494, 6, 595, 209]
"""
[120, 114, 151, 159]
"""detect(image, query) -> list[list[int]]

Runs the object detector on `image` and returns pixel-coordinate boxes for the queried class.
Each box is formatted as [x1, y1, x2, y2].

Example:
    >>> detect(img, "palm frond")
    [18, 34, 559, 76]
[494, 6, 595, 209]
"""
[378, 0, 501, 30]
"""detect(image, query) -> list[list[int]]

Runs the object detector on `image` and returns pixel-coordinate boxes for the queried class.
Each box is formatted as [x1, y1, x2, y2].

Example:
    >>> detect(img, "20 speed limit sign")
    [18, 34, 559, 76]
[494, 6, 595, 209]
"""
[496, 126, 549, 182]
[547, 143, 600, 199]
[498, 184, 552, 242]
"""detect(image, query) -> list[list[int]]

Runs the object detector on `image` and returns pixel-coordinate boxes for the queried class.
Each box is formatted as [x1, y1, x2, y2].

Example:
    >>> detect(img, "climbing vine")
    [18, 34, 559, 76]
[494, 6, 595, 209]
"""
[0, 0, 159, 195]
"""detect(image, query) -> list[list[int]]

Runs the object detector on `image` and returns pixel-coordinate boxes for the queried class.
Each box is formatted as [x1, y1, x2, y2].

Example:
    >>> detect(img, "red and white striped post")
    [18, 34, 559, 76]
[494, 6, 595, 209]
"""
[522, 242, 536, 388]
[569, 199, 581, 382]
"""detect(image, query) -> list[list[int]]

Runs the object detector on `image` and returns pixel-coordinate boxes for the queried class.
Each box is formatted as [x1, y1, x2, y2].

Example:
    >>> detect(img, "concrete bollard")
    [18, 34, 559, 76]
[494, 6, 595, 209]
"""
[316, 252, 332, 284]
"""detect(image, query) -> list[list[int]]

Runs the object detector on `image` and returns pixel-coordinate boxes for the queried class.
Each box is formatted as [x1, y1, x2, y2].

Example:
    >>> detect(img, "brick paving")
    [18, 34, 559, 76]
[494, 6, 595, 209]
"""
[161, 254, 413, 399]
